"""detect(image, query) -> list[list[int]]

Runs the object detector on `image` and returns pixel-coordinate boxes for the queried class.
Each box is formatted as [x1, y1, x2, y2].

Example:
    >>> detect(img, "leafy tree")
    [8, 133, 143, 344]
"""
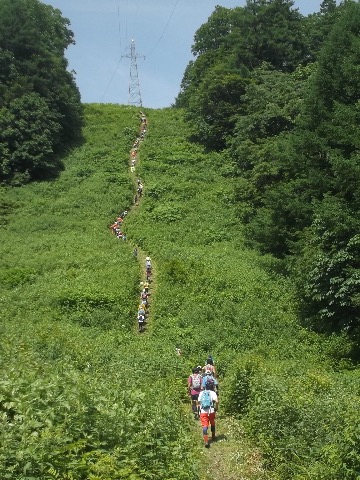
[229, 64, 309, 254]
[0, 0, 83, 182]
[293, 196, 360, 333]
[176, 0, 310, 149]
[302, 0, 339, 62]
[191, 5, 234, 56]
[184, 65, 248, 150]
[0, 93, 61, 179]
[272, 1, 360, 332]
[235, 0, 309, 72]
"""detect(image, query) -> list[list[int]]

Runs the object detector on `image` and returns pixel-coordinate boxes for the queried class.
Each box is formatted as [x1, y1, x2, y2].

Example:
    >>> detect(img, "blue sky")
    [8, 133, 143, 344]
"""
[43, 0, 327, 108]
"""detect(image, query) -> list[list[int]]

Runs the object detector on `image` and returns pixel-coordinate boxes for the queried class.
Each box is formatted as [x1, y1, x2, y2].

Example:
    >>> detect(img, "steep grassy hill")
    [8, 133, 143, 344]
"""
[1, 104, 359, 479]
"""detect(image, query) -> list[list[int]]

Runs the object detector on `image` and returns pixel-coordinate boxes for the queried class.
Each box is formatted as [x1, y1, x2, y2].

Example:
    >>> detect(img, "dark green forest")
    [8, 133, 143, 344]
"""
[1, 0, 360, 479]
[0, 0, 83, 183]
[176, 0, 360, 341]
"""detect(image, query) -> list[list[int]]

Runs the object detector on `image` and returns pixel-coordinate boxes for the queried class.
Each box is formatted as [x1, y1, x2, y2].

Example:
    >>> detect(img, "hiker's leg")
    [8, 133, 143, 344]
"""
[200, 413, 210, 446]
[209, 413, 216, 440]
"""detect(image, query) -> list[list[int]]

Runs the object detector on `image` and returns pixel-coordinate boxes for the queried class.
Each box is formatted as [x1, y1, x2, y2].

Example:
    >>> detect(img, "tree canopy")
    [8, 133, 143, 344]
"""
[176, 0, 360, 337]
[0, 0, 83, 183]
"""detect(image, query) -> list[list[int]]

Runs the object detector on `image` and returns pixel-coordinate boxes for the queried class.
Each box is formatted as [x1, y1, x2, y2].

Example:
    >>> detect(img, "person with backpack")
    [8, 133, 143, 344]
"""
[201, 370, 218, 394]
[188, 367, 202, 419]
[197, 380, 219, 448]
[138, 313, 145, 332]
[202, 356, 216, 377]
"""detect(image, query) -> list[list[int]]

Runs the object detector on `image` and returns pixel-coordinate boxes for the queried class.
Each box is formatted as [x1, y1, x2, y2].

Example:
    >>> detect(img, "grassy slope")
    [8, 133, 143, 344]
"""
[0, 105, 195, 480]
[125, 107, 360, 479]
[1, 104, 359, 479]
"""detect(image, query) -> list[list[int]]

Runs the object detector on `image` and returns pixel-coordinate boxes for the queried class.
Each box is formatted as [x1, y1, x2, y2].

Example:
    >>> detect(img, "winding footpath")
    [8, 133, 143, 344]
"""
[109, 110, 266, 478]
[108, 110, 153, 333]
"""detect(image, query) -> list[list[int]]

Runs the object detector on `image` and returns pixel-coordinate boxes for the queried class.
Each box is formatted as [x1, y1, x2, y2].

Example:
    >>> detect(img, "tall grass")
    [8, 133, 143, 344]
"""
[1, 104, 359, 479]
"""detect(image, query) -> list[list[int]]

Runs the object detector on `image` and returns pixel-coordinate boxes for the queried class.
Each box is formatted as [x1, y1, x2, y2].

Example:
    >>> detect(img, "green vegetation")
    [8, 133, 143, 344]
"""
[1, 0, 360, 478]
[177, 0, 360, 338]
[1, 104, 359, 479]
[0, 0, 83, 183]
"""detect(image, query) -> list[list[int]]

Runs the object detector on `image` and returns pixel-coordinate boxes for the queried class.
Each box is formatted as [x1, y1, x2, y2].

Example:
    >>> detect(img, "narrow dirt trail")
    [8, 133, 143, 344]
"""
[184, 405, 268, 480]
[122, 111, 269, 479]
[126, 112, 156, 335]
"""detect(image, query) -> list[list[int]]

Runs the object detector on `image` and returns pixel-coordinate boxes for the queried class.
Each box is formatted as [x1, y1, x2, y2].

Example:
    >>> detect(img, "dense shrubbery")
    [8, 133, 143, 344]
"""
[0, 105, 198, 479]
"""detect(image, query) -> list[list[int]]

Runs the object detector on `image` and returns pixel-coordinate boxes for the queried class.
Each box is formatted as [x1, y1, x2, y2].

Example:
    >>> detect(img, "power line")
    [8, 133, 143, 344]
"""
[144, 0, 181, 59]
[100, 58, 123, 103]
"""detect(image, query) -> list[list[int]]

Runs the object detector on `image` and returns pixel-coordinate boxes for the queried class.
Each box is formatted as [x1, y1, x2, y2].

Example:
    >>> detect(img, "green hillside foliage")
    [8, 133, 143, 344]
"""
[1, 104, 360, 479]
[0, 0, 83, 184]
[177, 0, 360, 339]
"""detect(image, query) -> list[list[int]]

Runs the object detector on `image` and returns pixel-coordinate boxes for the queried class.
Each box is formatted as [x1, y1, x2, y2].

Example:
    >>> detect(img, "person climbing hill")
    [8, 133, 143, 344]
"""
[202, 356, 216, 377]
[201, 370, 218, 395]
[198, 380, 219, 448]
[188, 366, 202, 420]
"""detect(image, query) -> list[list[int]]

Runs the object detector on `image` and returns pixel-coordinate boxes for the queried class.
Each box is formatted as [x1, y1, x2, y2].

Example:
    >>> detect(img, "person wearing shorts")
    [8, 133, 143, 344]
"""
[188, 367, 202, 419]
[198, 385, 219, 448]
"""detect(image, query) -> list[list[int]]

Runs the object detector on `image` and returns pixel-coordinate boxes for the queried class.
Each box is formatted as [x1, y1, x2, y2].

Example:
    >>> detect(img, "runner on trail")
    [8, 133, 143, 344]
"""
[188, 366, 202, 419]
[198, 380, 219, 448]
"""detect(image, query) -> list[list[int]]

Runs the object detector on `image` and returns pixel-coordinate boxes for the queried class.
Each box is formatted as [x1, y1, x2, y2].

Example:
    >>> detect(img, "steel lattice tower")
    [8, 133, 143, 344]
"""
[124, 39, 144, 107]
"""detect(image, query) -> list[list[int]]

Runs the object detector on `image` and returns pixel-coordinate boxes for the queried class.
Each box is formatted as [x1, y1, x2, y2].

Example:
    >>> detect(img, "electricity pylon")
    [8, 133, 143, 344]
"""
[123, 39, 144, 107]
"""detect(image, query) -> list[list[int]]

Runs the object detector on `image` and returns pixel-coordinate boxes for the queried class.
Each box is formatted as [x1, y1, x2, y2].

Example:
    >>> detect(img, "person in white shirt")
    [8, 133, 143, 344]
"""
[197, 383, 219, 448]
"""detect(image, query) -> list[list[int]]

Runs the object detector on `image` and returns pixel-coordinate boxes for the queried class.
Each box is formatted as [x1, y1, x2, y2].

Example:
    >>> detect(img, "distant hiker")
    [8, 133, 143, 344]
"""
[140, 294, 148, 308]
[138, 314, 145, 332]
[188, 367, 202, 419]
[202, 356, 216, 377]
[143, 281, 149, 294]
[198, 381, 219, 448]
[138, 304, 146, 318]
[133, 247, 138, 258]
[175, 347, 182, 356]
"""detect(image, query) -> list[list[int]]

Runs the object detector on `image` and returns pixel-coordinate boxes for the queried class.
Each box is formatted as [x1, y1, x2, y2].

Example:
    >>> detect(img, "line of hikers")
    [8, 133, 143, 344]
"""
[109, 110, 152, 333]
[188, 356, 219, 448]
[109, 111, 147, 239]
[137, 256, 152, 332]
[111, 113, 220, 450]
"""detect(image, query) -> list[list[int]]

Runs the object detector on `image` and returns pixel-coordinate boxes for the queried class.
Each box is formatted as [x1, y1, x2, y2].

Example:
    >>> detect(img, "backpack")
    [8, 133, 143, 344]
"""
[191, 373, 201, 389]
[205, 363, 215, 373]
[201, 390, 212, 410]
[205, 376, 215, 390]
